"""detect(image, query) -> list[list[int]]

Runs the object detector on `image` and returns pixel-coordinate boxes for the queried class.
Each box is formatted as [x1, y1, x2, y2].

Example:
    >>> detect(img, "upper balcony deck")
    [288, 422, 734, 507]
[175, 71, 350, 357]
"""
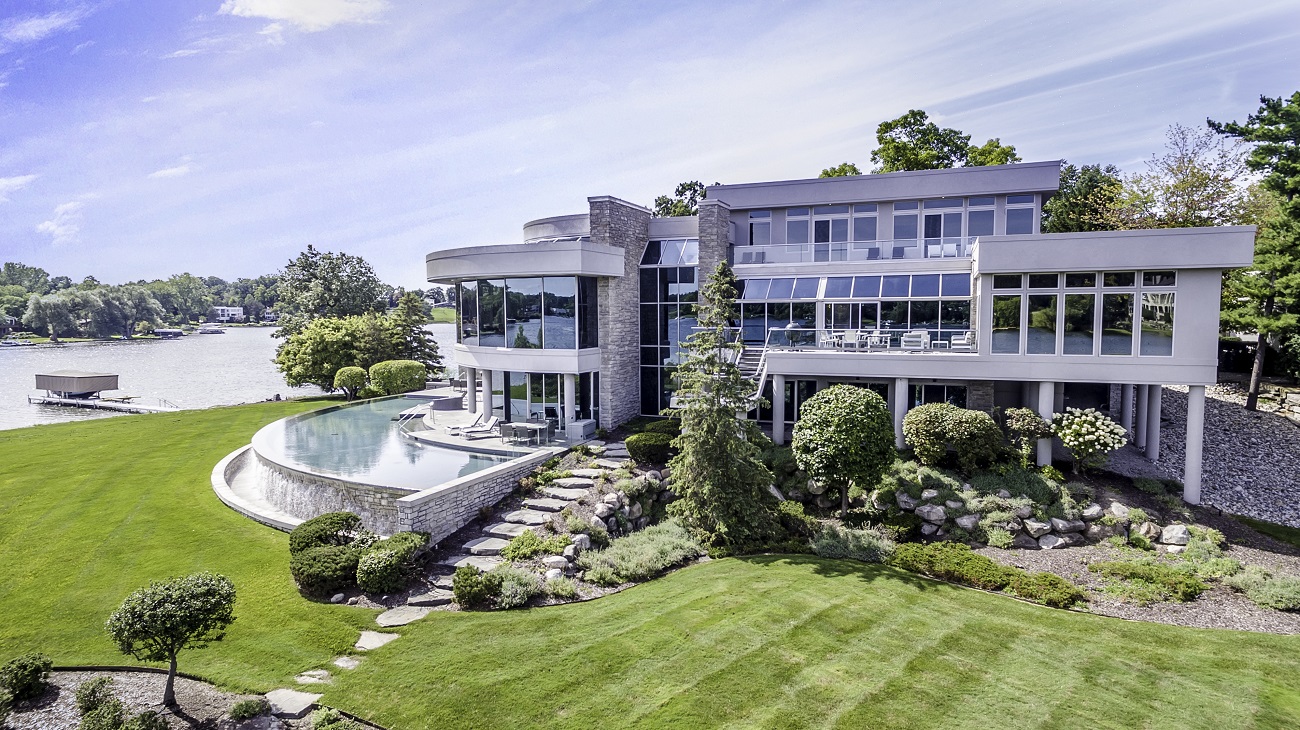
[736, 237, 973, 265]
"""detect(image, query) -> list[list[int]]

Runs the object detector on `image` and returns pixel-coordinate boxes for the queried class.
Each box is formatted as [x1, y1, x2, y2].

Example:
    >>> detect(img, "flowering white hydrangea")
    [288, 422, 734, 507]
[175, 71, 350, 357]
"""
[1050, 407, 1128, 473]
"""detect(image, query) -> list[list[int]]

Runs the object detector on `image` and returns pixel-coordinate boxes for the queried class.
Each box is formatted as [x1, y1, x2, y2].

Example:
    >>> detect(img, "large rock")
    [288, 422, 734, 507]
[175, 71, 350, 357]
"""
[562, 544, 579, 560]
[544, 568, 564, 581]
[658, 489, 677, 502]
[920, 488, 940, 501]
[502, 509, 551, 526]
[553, 476, 597, 488]
[1160, 524, 1191, 546]
[1109, 502, 1131, 519]
[439, 555, 503, 571]
[896, 491, 919, 511]
[1166, 544, 1187, 555]
[589, 515, 607, 530]
[915, 504, 947, 524]
[464, 537, 509, 556]
[330, 593, 345, 604]
[996, 489, 1012, 499]
[1038, 534, 1067, 550]
[540, 486, 588, 501]
[1057, 532, 1087, 548]
[1023, 519, 1052, 538]
[594, 503, 615, 519]
[1081, 503, 1105, 521]
[955, 514, 981, 530]
[1011, 531, 1041, 549]
[1086, 522, 1126, 541]
[1135, 521, 1162, 541]
[634, 516, 650, 531]
[1050, 517, 1086, 534]
[407, 590, 453, 607]
[945, 500, 964, 510]
[483, 522, 532, 539]
[628, 501, 644, 519]
[921, 522, 941, 536]
[601, 492, 622, 507]
[571, 533, 592, 551]
[1013, 505, 1034, 520]
[806, 479, 827, 495]
[266, 689, 322, 719]
[542, 555, 570, 570]
[376, 606, 431, 627]
[354, 631, 399, 651]
[644, 470, 662, 482]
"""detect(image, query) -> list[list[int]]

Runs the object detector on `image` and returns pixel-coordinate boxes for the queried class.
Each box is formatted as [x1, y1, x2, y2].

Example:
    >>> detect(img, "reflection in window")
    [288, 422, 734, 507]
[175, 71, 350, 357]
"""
[1063, 294, 1094, 355]
[458, 280, 478, 346]
[941, 273, 971, 297]
[910, 300, 939, 331]
[1066, 273, 1096, 287]
[881, 275, 910, 297]
[968, 209, 994, 237]
[787, 215, 809, 245]
[1029, 273, 1059, 288]
[477, 279, 506, 346]
[893, 213, 918, 240]
[881, 301, 909, 330]
[542, 277, 576, 349]
[1140, 292, 1174, 356]
[993, 274, 1022, 290]
[1104, 271, 1135, 287]
[1006, 207, 1034, 234]
[911, 274, 940, 297]
[992, 295, 1021, 353]
[1143, 271, 1177, 287]
[507, 278, 543, 348]
[824, 277, 853, 298]
[1027, 295, 1057, 354]
[852, 276, 881, 298]
[1101, 293, 1132, 355]
[578, 277, 599, 348]
[941, 301, 970, 329]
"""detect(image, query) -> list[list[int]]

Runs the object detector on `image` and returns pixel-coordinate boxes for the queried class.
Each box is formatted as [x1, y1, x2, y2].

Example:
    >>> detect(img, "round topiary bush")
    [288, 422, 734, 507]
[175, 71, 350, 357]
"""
[355, 532, 428, 594]
[333, 366, 367, 401]
[626, 432, 675, 464]
[902, 403, 954, 466]
[289, 512, 366, 555]
[290, 545, 360, 596]
[452, 566, 503, 610]
[369, 360, 427, 395]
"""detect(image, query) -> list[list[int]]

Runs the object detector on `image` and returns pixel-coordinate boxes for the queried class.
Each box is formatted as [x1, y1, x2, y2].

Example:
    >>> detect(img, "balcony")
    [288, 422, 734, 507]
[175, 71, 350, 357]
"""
[736, 237, 975, 265]
[764, 327, 976, 354]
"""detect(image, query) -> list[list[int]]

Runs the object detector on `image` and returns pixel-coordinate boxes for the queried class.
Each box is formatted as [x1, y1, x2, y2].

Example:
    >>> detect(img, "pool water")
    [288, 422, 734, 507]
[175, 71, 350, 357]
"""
[251, 396, 508, 490]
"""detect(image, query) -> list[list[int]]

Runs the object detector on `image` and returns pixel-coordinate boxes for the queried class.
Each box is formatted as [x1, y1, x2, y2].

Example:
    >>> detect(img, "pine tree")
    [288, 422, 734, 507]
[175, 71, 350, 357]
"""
[665, 262, 778, 548]
[389, 292, 443, 374]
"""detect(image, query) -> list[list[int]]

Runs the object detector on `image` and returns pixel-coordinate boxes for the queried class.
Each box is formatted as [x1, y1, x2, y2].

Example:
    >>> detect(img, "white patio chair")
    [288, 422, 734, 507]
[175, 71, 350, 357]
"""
[949, 331, 974, 351]
[901, 330, 930, 351]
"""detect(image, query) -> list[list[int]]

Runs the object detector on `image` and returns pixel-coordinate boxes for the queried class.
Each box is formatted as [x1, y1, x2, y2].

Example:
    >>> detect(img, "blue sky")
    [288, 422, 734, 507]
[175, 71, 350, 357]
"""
[0, 0, 1297, 289]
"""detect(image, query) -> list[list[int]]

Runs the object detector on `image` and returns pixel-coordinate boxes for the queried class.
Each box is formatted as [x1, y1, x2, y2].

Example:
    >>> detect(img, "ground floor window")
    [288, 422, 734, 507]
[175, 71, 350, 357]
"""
[909, 383, 967, 408]
[494, 371, 599, 423]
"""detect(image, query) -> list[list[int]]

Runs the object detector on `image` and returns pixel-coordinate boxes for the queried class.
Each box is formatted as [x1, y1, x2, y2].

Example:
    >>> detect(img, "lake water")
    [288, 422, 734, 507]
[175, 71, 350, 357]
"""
[0, 323, 457, 431]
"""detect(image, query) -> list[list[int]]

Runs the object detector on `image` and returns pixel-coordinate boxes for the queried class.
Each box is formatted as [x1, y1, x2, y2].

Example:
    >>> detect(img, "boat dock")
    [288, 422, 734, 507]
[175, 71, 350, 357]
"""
[29, 369, 180, 414]
[27, 394, 179, 414]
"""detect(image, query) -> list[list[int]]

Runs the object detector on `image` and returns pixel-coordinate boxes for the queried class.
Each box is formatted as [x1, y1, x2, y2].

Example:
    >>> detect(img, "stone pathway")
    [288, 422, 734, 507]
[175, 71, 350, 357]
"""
[266, 689, 321, 719]
[355, 631, 399, 650]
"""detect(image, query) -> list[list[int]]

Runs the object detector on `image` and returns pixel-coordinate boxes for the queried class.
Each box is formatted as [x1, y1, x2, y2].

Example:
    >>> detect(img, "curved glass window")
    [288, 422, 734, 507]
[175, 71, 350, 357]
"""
[457, 277, 595, 350]
[542, 277, 576, 349]
[477, 280, 506, 347]
[506, 278, 543, 348]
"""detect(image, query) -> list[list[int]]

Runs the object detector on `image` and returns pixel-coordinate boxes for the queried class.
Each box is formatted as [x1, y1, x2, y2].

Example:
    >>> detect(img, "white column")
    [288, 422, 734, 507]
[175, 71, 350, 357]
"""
[1120, 384, 1134, 437]
[1145, 384, 1162, 461]
[1135, 385, 1149, 449]
[466, 367, 478, 414]
[1036, 381, 1055, 466]
[481, 369, 493, 417]
[1184, 385, 1206, 505]
[771, 374, 786, 446]
[563, 373, 576, 426]
[893, 377, 909, 450]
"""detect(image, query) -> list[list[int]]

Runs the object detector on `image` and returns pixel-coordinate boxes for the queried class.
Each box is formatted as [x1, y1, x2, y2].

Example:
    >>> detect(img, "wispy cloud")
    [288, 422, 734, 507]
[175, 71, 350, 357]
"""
[0, 7, 91, 46]
[36, 200, 85, 247]
[148, 164, 191, 179]
[163, 48, 203, 59]
[0, 174, 37, 201]
[218, 0, 388, 32]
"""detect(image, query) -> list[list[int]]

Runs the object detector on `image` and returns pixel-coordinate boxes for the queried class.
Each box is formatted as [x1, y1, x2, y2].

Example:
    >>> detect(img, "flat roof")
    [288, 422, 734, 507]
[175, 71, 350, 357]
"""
[36, 370, 117, 378]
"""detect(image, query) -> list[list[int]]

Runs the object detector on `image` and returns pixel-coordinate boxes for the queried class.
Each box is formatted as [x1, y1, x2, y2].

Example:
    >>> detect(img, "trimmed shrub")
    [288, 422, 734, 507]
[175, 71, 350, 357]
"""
[1003, 407, 1052, 468]
[230, 698, 270, 721]
[356, 532, 428, 594]
[289, 512, 366, 555]
[333, 366, 367, 401]
[492, 566, 545, 609]
[776, 501, 821, 539]
[625, 432, 675, 464]
[642, 419, 682, 435]
[125, 710, 170, 730]
[902, 403, 1003, 472]
[1007, 571, 1086, 608]
[356, 385, 383, 399]
[902, 403, 950, 466]
[452, 566, 502, 610]
[986, 527, 1014, 550]
[501, 531, 570, 562]
[1088, 560, 1206, 603]
[811, 524, 896, 563]
[290, 545, 360, 596]
[577, 520, 704, 586]
[1051, 408, 1127, 473]
[76, 676, 116, 715]
[1225, 567, 1300, 611]
[368, 360, 427, 395]
[80, 699, 126, 730]
[546, 576, 579, 600]
[890, 542, 1016, 591]
[0, 652, 52, 701]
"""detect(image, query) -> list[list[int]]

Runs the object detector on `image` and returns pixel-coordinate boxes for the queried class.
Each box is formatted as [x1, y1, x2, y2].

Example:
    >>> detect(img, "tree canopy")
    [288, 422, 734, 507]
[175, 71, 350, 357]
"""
[276, 245, 385, 334]
[1041, 163, 1126, 233]
[869, 109, 1020, 173]
[818, 162, 862, 178]
[791, 385, 895, 517]
[653, 181, 717, 218]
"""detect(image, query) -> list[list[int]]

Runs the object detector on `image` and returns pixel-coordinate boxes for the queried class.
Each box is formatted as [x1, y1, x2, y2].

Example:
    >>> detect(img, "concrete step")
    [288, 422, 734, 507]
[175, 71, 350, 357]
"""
[407, 589, 453, 607]
[355, 631, 399, 651]
[502, 509, 552, 526]
[439, 554, 504, 571]
[540, 486, 588, 501]
[483, 522, 532, 539]
[464, 536, 510, 555]
[555, 475, 599, 486]
[523, 497, 572, 512]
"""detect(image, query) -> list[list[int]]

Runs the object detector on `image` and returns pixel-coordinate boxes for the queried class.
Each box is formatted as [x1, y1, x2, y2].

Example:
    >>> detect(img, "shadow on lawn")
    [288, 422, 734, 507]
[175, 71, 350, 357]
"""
[738, 553, 948, 593]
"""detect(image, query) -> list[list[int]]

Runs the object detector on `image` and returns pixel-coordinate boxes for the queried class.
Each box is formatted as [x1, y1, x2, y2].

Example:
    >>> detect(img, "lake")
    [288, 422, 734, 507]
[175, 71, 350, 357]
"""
[0, 323, 457, 431]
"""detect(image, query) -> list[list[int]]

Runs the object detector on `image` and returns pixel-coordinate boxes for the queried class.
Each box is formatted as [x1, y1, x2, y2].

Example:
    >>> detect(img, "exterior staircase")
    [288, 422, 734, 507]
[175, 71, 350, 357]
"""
[738, 345, 769, 403]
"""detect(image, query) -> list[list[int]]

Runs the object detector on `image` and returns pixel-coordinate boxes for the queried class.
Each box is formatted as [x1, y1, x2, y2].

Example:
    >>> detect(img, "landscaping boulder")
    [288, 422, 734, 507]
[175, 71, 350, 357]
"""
[1038, 534, 1067, 550]
[1160, 524, 1191, 546]
[996, 489, 1012, 499]
[1050, 518, 1086, 534]
[589, 515, 607, 530]
[1014, 505, 1034, 520]
[1081, 503, 1104, 521]
[1109, 502, 1131, 519]
[915, 504, 947, 524]
[1057, 532, 1087, 548]
[1012, 531, 1041, 549]
[542, 555, 570, 571]
[658, 489, 677, 502]
[634, 516, 650, 531]
[330, 593, 346, 604]
[563, 544, 579, 560]
[955, 514, 981, 531]
[945, 499, 964, 510]
[1023, 519, 1052, 538]
[1086, 522, 1126, 541]
[920, 488, 940, 501]
[921, 522, 941, 536]
[1001, 518, 1024, 533]
[571, 533, 591, 551]
[645, 470, 662, 481]
[660, 467, 672, 480]
[896, 491, 919, 510]
[594, 503, 615, 519]
[602, 493, 622, 507]
[807, 479, 827, 495]
[628, 501, 644, 519]
[1135, 522, 1162, 541]
[1166, 545, 1187, 555]
[545, 568, 564, 581]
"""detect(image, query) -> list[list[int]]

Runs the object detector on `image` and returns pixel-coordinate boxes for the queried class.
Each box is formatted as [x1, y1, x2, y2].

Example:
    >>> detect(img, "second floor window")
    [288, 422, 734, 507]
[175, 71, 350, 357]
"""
[1006, 194, 1036, 235]
[748, 210, 770, 246]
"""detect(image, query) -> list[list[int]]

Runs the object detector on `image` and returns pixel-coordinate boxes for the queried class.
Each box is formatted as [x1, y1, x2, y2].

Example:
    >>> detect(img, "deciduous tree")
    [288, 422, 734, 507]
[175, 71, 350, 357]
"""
[870, 109, 1019, 173]
[793, 385, 895, 517]
[818, 162, 862, 178]
[653, 181, 717, 218]
[1122, 124, 1252, 229]
[1041, 163, 1126, 233]
[276, 246, 384, 335]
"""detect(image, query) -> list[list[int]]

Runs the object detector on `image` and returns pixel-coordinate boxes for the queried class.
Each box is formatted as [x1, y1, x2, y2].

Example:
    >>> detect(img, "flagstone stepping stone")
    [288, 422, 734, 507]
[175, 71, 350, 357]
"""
[586, 440, 606, 448]
[376, 605, 431, 627]
[556, 475, 599, 485]
[407, 589, 453, 607]
[464, 536, 510, 555]
[483, 522, 531, 539]
[594, 459, 628, 470]
[295, 669, 331, 685]
[266, 689, 321, 718]
[523, 497, 571, 512]
[439, 554, 503, 571]
[540, 486, 588, 501]
[355, 631, 399, 651]
[502, 509, 551, 525]
[431, 574, 455, 590]
[333, 656, 361, 670]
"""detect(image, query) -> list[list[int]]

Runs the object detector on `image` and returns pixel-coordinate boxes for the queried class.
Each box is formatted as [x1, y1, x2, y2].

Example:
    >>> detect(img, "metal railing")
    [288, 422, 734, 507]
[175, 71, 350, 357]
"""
[735, 237, 975, 265]
[762, 327, 976, 353]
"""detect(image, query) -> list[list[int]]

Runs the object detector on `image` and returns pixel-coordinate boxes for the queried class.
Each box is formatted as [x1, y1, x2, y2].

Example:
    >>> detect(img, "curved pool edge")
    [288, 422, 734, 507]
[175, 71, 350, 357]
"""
[211, 445, 303, 533]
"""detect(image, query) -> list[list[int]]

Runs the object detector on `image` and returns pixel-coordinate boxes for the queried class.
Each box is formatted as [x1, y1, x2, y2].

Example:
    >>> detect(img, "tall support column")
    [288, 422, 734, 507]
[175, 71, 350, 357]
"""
[480, 369, 493, 418]
[466, 367, 478, 414]
[1184, 385, 1206, 504]
[1120, 384, 1134, 437]
[1036, 381, 1055, 466]
[1145, 384, 1162, 461]
[771, 374, 786, 446]
[1135, 385, 1149, 449]
[563, 373, 576, 426]
[892, 377, 909, 450]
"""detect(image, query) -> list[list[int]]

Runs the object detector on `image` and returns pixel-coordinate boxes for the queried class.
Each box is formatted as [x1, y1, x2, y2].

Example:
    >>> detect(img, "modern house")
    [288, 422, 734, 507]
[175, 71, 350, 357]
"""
[425, 161, 1255, 503]
[212, 306, 245, 323]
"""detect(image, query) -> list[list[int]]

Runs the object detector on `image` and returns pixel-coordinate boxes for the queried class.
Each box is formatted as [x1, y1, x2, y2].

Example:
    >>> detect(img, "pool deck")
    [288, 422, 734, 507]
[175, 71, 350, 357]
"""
[405, 405, 579, 457]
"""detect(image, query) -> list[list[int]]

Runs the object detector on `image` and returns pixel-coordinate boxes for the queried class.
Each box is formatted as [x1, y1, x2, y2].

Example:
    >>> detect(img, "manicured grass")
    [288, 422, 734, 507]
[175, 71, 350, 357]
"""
[428, 308, 456, 323]
[4, 405, 1300, 729]
[1239, 516, 1300, 551]
[0, 400, 373, 692]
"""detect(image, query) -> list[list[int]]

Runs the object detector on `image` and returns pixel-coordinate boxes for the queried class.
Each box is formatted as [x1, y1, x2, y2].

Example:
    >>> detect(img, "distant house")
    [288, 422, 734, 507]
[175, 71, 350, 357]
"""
[262, 310, 280, 322]
[213, 306, 245, 323]
[2, 314, 17, 336]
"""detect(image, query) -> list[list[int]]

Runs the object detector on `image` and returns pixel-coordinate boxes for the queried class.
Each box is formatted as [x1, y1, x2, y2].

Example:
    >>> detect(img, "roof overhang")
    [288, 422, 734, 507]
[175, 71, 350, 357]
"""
[974, 226, 1257, 275]
[426, 240, 626, 283]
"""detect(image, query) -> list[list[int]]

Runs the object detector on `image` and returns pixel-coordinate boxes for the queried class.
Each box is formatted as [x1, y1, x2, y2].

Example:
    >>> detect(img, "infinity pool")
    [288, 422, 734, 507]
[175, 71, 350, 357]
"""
[251, 396, 508, 490]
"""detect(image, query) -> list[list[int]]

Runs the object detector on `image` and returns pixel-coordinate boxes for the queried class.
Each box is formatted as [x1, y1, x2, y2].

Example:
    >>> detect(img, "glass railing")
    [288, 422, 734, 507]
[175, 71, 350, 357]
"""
[735, 237, 974, 265]
[762, 327, 977, 353]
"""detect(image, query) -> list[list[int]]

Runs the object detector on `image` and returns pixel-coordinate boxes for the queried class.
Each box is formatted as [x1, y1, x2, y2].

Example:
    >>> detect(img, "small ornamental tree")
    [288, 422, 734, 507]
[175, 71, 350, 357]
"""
[792, 385, 895, 517]
[1004, 407, 1053, 469]
[333, 366, 367, 401]
[1050, 408, 1128, 474]
[105, 573, 236, 706]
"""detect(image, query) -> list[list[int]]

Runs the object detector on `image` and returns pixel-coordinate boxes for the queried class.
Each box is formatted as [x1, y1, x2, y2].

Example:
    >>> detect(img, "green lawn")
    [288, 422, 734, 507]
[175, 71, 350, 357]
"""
[3, 404, 1300, 729]
[429, 307, 455, 323]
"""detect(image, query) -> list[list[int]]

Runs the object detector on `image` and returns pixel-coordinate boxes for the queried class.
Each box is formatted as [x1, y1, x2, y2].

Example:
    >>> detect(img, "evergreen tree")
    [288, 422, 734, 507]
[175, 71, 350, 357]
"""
[665, 262, 778, 549]
[389, 291, 443, 373]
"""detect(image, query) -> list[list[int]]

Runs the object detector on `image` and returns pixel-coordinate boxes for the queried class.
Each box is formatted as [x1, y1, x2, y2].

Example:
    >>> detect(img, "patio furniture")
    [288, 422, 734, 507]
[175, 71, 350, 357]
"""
[949, 331, 974, 351]
[460, 416, 500, 440]
[444, 411, 484, 435]
[866, 331, 890, 349]
[901, 330, 930, 351]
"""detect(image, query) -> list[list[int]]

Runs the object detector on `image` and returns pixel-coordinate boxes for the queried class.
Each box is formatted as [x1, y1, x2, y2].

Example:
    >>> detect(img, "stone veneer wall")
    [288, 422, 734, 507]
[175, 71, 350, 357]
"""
[255, 452, 408, 536]
[396, 449, 558, 543]
[967, 380, 996, 412]
[590, 196, 651, 430]
[695, 199, 731, 279]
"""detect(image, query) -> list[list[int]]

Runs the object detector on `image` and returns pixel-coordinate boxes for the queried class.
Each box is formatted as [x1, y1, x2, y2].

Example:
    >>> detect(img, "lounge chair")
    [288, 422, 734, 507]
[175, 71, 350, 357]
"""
[444, 411, 484, 435]
[901, 330, 930, 351]
[460, 416, 500, 440]
[949, 331, 974, 352]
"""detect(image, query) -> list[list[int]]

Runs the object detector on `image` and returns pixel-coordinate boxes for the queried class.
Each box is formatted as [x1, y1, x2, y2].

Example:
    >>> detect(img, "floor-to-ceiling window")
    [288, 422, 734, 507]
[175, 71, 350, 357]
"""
[456, 276, 598, 350]
[639, 238, 699, 415]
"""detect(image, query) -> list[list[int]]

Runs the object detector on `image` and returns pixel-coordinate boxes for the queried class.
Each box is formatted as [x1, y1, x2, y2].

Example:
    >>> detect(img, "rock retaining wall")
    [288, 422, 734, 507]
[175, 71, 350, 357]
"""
[397, 449, 560, 543]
